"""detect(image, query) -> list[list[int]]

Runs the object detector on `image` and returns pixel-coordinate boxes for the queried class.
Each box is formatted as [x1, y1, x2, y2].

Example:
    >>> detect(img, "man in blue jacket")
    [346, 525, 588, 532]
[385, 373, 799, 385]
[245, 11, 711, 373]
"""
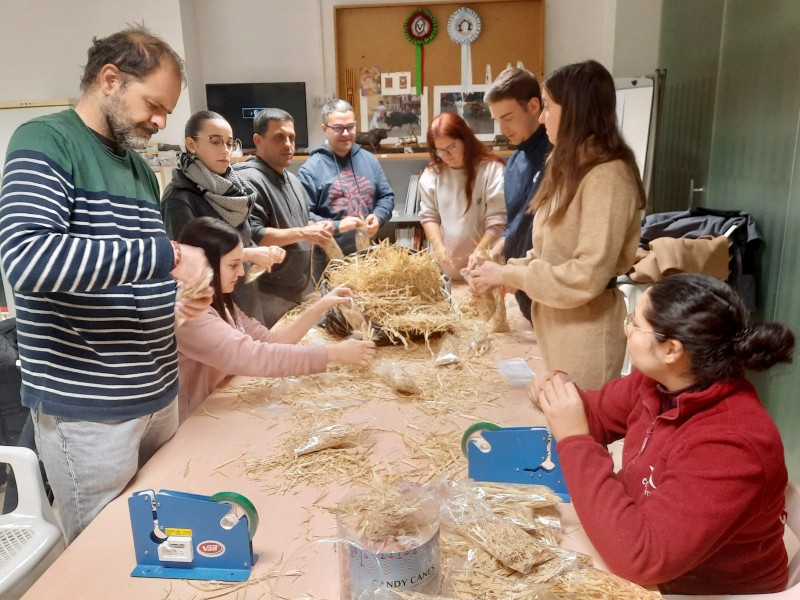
[484, 68, 550, 322]
[298, 99, 394, 281]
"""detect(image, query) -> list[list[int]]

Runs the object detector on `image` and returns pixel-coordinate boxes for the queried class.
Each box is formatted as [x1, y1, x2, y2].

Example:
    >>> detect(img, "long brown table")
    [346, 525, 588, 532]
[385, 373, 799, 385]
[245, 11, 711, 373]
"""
[21, 298, 608, 599]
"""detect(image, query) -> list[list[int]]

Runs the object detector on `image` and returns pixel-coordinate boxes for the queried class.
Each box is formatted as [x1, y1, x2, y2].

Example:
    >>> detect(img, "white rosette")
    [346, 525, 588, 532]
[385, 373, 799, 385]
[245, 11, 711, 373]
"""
[447, 7, 482, 91]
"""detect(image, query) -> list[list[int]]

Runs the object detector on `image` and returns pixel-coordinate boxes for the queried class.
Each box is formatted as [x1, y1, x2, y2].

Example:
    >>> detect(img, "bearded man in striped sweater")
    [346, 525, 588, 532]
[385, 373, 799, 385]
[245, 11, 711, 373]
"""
[0, 25, 212, 543]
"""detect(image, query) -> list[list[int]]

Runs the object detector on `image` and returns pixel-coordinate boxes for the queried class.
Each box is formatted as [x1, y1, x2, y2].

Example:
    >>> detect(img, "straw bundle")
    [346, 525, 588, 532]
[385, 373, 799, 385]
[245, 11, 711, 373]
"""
[324, 241, 458, 344]
[461, 516, 557, 575]
[550, 566, 663, 599]
[337, 485, 437, 545]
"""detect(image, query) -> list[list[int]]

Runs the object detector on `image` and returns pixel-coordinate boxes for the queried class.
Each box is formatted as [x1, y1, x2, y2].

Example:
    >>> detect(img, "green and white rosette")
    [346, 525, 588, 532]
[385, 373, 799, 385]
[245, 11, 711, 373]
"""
[447, 7, 481, 91]
[404, 8, 438, 95]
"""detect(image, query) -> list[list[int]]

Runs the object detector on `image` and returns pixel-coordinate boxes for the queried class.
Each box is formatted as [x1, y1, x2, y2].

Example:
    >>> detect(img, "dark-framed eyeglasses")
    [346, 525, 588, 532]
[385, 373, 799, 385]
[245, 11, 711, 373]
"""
[192, 134, 236, 150]
[324, 123, 357, 135]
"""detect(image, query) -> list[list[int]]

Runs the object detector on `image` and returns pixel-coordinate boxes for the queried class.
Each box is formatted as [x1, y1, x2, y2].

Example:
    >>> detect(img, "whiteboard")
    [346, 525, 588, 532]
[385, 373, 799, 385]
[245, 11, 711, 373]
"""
[614, 77, 655, 184]
[0, 100, 73, 174]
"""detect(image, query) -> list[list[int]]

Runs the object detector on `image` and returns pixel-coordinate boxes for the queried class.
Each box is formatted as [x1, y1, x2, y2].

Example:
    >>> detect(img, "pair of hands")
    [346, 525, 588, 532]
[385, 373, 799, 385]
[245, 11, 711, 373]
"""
[528, 372, 590, 441]
[317, 287, 377, 367]
[171, 243, 214, 322]
[246, 245, 286, 270]
[301, 221, 335, 245]
[466, 259, 505, 295]
[339, 214, 380, 237]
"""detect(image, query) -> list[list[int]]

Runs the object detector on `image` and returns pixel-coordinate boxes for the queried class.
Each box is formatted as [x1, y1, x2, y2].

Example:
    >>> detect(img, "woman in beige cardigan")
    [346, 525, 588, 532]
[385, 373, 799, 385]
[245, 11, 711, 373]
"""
[470, 60, 645, 388]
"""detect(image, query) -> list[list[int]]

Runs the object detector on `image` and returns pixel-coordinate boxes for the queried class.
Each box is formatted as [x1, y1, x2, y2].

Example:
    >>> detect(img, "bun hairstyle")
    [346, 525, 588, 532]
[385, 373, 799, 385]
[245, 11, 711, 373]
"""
[644, 273, 794, 386]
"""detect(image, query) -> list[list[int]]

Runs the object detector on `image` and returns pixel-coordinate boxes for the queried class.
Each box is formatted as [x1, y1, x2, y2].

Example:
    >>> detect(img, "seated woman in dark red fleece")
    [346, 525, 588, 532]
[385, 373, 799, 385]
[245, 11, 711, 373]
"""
[531, 272, 794, 595]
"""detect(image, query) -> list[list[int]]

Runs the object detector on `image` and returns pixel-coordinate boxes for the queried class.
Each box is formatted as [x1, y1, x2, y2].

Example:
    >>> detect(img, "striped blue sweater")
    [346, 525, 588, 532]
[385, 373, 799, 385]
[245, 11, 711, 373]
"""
[0, 109, 179, 420]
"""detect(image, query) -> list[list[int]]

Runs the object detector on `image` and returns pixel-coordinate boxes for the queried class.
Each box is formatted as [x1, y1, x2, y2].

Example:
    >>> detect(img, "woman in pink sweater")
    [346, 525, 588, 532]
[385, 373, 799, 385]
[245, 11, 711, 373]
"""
[533, 273, 794, 594]
[174, 216, 376, 421]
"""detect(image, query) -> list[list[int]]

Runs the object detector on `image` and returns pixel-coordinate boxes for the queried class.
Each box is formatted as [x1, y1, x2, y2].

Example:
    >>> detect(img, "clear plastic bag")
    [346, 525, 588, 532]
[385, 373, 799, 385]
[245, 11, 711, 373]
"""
[374, 359, 422, 395]
[434, 333, 462, 367]
[337, 482, 442, 598]
[292, 420, 371, 457]
[439, 480, 556, 575]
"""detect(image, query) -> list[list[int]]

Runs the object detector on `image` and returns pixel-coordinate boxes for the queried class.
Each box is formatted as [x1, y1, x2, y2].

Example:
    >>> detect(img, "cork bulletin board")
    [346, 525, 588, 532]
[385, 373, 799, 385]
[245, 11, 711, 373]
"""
[334, 0, 545, 133]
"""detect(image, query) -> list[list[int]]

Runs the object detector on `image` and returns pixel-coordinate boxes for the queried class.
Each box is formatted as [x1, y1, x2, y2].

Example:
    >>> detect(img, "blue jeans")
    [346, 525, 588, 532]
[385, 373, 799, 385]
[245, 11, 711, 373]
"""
[32, 399, 178, 543]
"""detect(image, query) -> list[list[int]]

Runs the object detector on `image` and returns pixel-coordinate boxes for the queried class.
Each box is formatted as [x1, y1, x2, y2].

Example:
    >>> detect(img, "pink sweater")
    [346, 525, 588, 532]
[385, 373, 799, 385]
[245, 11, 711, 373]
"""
[175, 305, 328, 421]
[561, 370, 788, 594]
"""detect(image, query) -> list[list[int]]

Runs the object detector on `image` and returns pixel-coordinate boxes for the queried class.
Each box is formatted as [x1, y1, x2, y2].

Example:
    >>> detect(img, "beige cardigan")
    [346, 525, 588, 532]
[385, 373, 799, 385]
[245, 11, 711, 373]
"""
[503, 160, 642, 388]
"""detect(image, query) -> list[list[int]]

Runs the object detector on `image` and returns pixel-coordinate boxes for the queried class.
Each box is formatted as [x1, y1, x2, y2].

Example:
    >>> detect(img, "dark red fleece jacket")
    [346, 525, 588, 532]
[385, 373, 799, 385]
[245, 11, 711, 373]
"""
[558, 370, 788, 594]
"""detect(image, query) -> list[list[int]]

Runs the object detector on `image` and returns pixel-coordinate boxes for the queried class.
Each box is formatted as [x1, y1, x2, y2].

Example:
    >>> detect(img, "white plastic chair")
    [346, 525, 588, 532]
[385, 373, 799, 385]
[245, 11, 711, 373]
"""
[0, 446, 64, 599]
[665, 482, 800, 599]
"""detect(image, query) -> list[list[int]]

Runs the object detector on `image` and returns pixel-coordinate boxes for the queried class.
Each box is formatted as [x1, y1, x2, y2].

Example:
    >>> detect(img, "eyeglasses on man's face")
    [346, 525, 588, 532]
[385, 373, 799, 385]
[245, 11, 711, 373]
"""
[325, 123, 357, 135]
[192, 134, 237, 151]
[435, 142, 460, 157]
[623, 313, 665, 339]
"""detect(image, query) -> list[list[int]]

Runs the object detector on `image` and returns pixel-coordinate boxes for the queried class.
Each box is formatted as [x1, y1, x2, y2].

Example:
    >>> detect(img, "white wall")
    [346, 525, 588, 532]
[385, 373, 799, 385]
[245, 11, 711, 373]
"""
[613, 0, 663, 76]
[1, 0, 662, 149]
[0, 0, 192, 146]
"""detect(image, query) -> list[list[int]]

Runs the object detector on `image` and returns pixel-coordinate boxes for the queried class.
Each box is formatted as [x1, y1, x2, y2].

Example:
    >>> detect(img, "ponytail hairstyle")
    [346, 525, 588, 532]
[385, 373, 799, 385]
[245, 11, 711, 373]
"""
[176, 216, 243, 326]
[530, 59, 646, 219]
[426, 111, 503, 213]
[644, 273, 794, 387]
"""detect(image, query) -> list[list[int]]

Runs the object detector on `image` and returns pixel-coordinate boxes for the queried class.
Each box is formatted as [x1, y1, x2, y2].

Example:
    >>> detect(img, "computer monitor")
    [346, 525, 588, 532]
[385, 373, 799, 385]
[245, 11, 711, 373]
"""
[205, 82, 309, 150]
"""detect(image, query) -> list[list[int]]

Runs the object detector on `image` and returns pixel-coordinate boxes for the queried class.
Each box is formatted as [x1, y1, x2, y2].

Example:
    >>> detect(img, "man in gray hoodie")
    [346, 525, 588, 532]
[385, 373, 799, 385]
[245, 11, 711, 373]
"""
[235, 108, 333, 327]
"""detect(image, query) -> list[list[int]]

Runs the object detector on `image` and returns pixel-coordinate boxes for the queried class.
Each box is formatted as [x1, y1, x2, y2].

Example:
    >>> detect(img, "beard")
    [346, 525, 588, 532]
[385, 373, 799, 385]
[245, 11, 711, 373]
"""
[102, 90, 159, 150]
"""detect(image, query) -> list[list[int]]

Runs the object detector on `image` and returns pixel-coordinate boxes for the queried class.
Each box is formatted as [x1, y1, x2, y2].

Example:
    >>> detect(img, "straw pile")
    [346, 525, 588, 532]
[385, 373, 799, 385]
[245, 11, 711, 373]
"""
[324, 241, 459, 345]
[240, 414, 376, 494]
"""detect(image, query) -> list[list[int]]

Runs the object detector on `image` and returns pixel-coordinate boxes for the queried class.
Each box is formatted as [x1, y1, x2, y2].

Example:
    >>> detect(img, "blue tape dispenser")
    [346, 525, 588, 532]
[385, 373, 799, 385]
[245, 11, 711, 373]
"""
[461, 422, 570, 502]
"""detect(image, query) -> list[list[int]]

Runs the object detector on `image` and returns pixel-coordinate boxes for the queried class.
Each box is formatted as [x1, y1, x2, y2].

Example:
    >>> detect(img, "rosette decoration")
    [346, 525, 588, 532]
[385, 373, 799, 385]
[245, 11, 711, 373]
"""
[447, 7, 482, 91]
[404, 8, 438, 95]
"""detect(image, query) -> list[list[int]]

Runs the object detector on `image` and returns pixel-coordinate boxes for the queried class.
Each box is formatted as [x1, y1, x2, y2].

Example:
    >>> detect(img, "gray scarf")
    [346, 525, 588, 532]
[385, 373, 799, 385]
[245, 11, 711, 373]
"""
[178, 152, 255, 227]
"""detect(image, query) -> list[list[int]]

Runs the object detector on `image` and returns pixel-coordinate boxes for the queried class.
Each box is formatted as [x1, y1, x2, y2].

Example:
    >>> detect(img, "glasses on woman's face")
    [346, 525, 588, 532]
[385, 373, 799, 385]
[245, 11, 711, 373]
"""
[192, 134, 236, 151]
[623, 313, 665, 339]
[435, 142, 460, 157]
[325, 123, 357, 135]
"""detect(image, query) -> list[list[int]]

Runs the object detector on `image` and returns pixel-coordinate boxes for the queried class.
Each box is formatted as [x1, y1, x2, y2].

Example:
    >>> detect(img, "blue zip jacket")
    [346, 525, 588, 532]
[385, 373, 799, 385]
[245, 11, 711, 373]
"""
[297, 143, 394, 254]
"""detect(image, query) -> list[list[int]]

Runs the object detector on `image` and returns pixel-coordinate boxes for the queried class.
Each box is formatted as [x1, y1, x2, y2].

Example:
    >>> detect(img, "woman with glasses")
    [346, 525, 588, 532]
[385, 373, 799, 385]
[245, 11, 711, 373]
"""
[470, 60, 644, 388]
[532, 272, 794, 595]
[161, 110, 285, 323]
[174, 217, 376, 422]
[418, 112, 506, 279]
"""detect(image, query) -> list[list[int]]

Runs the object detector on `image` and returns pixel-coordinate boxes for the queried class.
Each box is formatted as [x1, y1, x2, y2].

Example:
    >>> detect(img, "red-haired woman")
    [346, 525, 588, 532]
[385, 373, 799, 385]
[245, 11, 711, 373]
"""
[418, 112, 506, 279]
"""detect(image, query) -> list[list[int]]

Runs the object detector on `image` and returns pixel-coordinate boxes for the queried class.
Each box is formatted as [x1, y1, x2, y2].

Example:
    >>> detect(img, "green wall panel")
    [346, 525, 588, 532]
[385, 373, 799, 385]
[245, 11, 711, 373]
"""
[703, 0, 800, 478]
[653, 0, 724, 213]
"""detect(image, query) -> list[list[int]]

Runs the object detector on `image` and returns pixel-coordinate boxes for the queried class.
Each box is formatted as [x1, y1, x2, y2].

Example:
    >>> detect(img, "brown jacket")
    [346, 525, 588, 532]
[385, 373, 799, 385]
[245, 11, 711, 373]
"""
[628, 235, 729, 283]
[503, 160, 641, 388]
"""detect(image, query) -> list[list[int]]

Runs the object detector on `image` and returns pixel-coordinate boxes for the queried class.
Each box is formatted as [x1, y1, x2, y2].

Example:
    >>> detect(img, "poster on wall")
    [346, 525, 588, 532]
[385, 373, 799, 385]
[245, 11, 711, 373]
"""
[360, 66, 381, 96]
[433, 84, 499, 141]
[359, 88, 428, 144]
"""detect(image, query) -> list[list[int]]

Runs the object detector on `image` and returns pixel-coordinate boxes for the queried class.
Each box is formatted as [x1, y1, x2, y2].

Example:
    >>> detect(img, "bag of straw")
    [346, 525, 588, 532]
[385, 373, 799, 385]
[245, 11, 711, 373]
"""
[320, 236, 344, 260]
[373, 359, 421, 395]
[292, 421, 369, 457]
[440, 482, 556, 575]
[355, 219, 371, 251]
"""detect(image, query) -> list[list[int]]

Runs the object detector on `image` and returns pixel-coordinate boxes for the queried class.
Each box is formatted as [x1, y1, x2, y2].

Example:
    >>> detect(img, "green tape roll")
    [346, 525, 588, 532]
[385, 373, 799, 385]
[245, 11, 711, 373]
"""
[209, 491, 259, 540]
[460, 421, 503, 457]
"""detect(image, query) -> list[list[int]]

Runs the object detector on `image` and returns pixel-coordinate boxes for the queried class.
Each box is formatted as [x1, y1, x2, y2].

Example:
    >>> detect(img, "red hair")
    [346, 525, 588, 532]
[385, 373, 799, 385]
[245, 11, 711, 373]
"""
[426, 112, 503, 212]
